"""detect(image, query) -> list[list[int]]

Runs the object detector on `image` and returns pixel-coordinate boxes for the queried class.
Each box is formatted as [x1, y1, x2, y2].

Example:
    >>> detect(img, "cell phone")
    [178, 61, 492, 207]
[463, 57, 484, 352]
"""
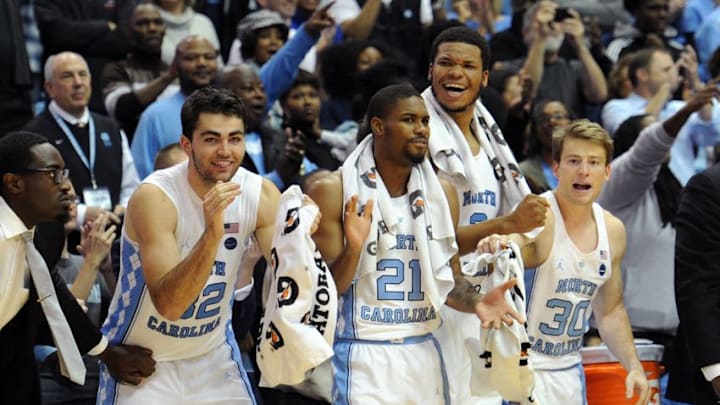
[554, 8, 571, 22]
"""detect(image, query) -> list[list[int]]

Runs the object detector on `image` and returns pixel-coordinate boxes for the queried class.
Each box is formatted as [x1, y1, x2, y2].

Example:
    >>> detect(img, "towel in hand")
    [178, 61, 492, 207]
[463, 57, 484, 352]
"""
[257, 185, 337, 387]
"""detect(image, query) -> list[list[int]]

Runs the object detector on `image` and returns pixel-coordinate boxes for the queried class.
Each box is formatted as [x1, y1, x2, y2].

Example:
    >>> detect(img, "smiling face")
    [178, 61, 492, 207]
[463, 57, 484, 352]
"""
[428, 42, 488, 115]
[175, 37, 218, 92]
[553, 137, 610, 206]
[373, 96, 430, 166]
[182, 112, 245, 185]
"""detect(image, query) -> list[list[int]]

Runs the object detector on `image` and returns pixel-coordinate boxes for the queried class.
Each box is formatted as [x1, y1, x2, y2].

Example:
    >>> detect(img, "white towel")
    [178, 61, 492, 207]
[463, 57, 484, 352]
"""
[463, 242, 535, 403]
[422, 88, 531, 215]
[257, 186, 338, 387]
[341, 135, 457, 312]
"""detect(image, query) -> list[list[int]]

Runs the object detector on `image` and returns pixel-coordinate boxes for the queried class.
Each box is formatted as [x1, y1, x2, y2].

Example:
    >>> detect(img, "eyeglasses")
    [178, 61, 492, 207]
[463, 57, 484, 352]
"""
[18, 168, 70, 185]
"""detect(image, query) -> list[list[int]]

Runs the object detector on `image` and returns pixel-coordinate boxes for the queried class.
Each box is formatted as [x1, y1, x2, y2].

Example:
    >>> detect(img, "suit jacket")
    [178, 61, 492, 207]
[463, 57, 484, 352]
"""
[241, 123, 285, 176]
[0, 222, 102, 405]
[667, 162, 720, 404]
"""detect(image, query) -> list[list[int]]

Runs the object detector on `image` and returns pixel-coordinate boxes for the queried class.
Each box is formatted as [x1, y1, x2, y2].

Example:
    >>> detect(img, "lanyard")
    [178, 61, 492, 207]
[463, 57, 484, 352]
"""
[50, 110, 98, 188]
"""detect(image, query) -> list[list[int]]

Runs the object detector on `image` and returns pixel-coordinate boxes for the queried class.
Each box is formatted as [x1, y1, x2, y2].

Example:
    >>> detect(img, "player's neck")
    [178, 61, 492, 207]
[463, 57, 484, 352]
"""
[451, 110, 475, 140]
[553, 191, 594, 228]
[376, 160, 410, 197]
[187, 164, 215, 198]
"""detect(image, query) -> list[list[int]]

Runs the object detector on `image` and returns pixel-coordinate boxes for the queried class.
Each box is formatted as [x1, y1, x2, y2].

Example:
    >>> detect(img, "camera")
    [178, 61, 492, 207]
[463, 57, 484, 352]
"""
[554, 7, 571, 22]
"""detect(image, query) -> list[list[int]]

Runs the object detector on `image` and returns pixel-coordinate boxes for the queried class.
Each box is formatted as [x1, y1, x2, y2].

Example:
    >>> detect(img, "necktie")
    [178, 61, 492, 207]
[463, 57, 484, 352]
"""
[23, 233, 86, 385]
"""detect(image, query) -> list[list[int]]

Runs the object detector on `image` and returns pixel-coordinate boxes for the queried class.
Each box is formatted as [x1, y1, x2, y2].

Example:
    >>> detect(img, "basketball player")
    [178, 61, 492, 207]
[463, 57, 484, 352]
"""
[423, 26, 548, 404]
[477, 120, 650, 405]
[308, 83, 524, 405]
[98, 87, 280, 404]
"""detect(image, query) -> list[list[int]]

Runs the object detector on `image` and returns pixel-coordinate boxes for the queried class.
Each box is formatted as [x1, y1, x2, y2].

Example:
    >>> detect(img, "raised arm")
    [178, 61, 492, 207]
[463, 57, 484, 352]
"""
[307, 172, 373, 295]
[126, 180, 240, 321]
[592, 213, 650, 405]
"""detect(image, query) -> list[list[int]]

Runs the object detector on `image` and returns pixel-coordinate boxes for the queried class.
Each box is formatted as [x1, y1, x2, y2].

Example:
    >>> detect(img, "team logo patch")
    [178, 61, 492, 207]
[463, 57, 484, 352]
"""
[224, 237, 238, 250]
[599, 263, 607, 277]
[266, 322, 285, 350]
[366, 241, 377, 255]
[409, 190, 425, 218]
[277, 276, 299, 307]
[100, 132, 112, 147]
[283, 207, 300, 234]
[360, 168, 377, 188]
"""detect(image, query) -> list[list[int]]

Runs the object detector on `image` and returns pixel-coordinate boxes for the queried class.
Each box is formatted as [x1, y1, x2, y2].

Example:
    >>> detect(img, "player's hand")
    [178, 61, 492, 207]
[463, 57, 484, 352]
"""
[98, 344, 156, 385]
[343, 195, 374, 250]
[475, 279, 525, 329]
[505, 194, 549, 234]
[276, 128, 306, 182]
[84, 206, 121, 227]
[203, 181, 241, 239]
[625, 367, 650, 405]
[476, 233, 509, 255]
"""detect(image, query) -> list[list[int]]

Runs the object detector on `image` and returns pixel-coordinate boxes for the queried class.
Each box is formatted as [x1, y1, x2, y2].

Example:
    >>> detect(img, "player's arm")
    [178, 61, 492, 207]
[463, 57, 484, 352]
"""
[127, 181, 241, 321]
[252, 179, 282, 262]
[440, 180, 525, 328]
[455, 194, 548, 255]
[592, 212, 650, 405]
[307, 172, 373, 295]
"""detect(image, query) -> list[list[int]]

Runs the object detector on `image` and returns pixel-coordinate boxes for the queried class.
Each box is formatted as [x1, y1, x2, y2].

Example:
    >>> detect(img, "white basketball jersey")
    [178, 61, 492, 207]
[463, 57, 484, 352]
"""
[337, 196, 441, 341]
[102, 164, 261, 362]
[439, 149, 501, 284]
[527, 191, 612, 370]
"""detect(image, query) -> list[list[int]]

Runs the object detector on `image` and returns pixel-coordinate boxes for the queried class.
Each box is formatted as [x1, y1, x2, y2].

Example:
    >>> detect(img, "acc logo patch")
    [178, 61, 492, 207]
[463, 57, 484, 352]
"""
[283, 207, 300, 234]
[599, 263, 607, 277]
[266, 322, 285, 350]
[277, 276, 299, 307]
[409, 190, 425, 218]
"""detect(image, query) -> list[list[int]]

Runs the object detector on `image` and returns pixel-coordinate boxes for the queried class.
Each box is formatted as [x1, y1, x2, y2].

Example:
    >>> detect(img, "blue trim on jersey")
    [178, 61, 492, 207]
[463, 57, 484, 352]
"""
[96, 363, 118, 405]
[525, 267, 538, 315]
[332, 340, 353, 405]
[335, 332, 435, 345]
[338, 283, 358, 339]
[101, 237, 147, 344]
[579, 363, 588, 405]
[431, 335, 451, 405]
[223, 295, 257, 404]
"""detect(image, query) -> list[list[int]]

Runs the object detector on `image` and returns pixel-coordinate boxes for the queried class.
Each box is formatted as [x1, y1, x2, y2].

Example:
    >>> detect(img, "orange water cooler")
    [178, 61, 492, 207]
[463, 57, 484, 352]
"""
[582, 343, 663, 405]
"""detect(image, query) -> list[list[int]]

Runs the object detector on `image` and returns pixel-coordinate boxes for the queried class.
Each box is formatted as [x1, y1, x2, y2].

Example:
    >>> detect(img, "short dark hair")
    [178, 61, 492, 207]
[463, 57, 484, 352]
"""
[0, 131, 51, 176]
[366, 83, 421, 126]
[279, 71, 320, 105]
[429, 26, 491, 71]
[181, 87, 247, 139]
[627, 48, 665, 88]
[613, 114, 652, 159]
[240, 25, 289, 61]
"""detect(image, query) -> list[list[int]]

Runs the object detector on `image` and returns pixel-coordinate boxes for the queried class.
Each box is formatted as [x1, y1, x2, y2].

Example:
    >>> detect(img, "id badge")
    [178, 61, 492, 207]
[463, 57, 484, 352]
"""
[83, 186, 112, 211]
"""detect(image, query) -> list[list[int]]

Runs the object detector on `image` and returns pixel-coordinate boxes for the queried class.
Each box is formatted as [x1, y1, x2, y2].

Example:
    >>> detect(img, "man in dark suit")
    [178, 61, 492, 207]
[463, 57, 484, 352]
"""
[667, 162, 720, 404]
[0, 131, 155, 405]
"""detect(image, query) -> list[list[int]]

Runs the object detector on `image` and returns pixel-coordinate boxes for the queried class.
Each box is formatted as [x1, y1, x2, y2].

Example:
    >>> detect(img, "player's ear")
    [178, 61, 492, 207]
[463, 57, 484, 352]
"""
[370, 117, 384, 137]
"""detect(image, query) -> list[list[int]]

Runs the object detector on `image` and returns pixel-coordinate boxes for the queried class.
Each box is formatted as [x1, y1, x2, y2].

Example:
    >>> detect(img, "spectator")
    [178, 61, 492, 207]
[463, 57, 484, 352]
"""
[34, 0, 133, 114]
[24, 52, 140, 229]
[193, 0, 251, 61]
[131, 35, 218, 179]
[601, 47, 720, 185]
[606, 0, 684, 62]
[692, 0, 720, 81]
[152, 0, 221, 66]
[102, 3, 179, 140]
[153, 142, 187, 171]
[280, 71, 342, 172]
[237, 9, 291, 69]
[520, 100, 572, 193]
[506, 2, 608, 117]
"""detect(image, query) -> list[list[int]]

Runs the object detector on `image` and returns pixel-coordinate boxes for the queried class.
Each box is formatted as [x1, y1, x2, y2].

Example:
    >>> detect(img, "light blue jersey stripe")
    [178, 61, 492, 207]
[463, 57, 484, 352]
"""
[223, 295, 257, 404]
